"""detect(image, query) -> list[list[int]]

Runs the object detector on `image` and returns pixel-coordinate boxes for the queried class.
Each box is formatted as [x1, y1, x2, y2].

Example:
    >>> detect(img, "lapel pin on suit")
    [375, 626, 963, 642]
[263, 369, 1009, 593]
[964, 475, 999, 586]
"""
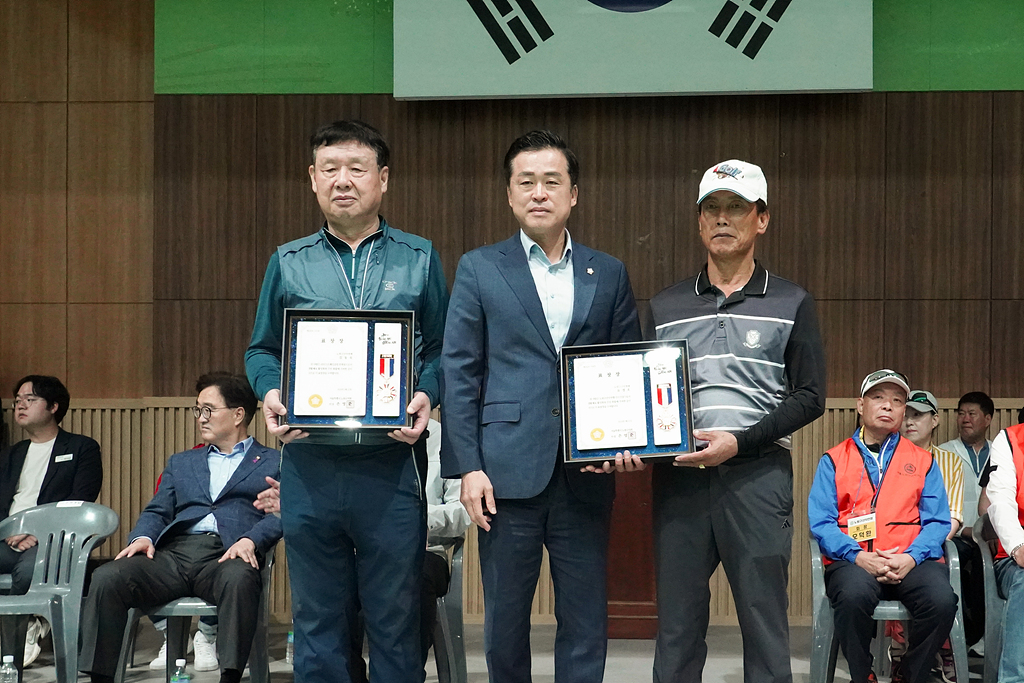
[252, 454, 260, 463]
[587, 268, 594, 275]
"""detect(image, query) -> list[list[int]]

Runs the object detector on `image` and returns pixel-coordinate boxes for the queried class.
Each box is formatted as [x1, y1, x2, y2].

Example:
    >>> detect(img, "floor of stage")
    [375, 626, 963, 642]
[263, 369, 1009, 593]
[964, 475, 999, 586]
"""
[25, 621, 963, 681]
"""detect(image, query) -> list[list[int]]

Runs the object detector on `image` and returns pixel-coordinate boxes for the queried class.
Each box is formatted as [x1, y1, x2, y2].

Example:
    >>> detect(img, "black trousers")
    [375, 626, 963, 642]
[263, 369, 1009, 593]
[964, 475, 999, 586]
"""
[0, 542, 37, 595]
[78, 533, 262, 677]
[825, 559, 957, 683]
[950, 535, 985, 645]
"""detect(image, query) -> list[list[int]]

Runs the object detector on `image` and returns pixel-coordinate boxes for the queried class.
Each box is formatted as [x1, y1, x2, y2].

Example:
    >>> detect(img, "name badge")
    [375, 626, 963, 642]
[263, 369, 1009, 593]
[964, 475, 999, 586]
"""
[54, 453, 74, 463]
[847, 513, 877, 542]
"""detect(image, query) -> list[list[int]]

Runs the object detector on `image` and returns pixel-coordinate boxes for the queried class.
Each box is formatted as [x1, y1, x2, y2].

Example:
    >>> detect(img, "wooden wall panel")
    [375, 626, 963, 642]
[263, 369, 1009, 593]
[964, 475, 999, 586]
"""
[882, 300, 991, 397]
[0, 104, 68, 303]
[0, 0, 67, 102]
[0, 304, 68, 393]
[777, 94, 886, 299]
[254, 95, 361, 265]
[68, 0, 154, 102]
[992, 92, 1024, 300]
[817, 301, 885, 398]
[991, 300, 1024, 398]
[154, 95, 257, 300]
[67, 304, 153, 397]
[672, 95, 781, 279]
[885, 93, 993, 300]
[607, 469, 656, 637]
[567, 98, 678, 300]
[68, 103, 154, 302]
[461, 99, 570, 251]
[153, 300, 257, 396]
[362, 96, 466, 286]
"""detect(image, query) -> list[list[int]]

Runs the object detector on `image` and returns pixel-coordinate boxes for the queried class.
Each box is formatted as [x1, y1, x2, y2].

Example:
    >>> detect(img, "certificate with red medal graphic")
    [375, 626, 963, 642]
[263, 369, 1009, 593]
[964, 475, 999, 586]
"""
[560, 340, 695, 464]
[281, 309, 415, 431]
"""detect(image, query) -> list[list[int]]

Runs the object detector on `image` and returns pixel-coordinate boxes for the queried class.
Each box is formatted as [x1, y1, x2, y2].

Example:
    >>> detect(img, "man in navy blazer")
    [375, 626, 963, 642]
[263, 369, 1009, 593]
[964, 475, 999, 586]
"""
[79, 373, 282, 683]
[441, 131, 642, 683]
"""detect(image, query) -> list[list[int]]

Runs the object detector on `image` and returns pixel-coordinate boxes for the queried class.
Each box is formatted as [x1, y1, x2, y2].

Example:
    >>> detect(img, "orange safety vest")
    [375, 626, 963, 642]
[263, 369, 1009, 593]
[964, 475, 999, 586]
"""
[995, 423, 1024, 560]
[824, 434, 934, 564]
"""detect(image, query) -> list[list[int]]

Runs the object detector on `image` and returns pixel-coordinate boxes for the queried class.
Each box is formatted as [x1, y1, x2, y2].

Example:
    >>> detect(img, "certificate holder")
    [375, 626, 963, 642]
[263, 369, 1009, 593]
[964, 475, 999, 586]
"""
[560, 340, 695, 464]
[280, 309, 415, 431]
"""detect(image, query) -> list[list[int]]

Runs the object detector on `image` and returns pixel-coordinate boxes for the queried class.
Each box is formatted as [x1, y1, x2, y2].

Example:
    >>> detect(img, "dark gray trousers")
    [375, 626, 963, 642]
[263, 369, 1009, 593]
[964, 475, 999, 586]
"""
[78, 533, 262, 677]
[652, 453, 794, 683]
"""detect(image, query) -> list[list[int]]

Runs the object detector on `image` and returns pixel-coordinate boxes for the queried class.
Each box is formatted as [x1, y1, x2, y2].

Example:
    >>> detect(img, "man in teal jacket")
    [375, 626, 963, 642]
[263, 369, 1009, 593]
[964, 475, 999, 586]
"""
[246, 120, 448, 683]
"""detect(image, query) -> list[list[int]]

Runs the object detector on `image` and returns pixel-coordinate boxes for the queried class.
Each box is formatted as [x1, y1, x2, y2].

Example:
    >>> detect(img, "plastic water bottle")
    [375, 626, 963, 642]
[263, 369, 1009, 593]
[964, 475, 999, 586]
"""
[170, 658, 191, 682]
[0, 655, 16, 683]
[286, 629, 294, 665]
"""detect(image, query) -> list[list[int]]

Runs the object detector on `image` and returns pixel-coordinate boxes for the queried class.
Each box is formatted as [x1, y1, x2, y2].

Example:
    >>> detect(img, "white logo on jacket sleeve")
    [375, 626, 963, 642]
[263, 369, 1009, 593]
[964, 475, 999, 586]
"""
[743, 330, 761, 349]
[384, 281, 397, 291]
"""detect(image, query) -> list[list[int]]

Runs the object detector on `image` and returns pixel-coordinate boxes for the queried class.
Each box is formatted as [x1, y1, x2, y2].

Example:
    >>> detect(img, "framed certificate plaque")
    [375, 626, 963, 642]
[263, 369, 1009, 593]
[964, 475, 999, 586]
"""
[280, 309, 414, 431]
[560, 340, 695, 464]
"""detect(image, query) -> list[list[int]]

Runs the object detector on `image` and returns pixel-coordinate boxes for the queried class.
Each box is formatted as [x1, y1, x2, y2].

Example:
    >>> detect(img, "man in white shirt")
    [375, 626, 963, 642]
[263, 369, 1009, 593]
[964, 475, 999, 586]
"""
[983, 422, 1024, 682]
[0, 375, 103, 664]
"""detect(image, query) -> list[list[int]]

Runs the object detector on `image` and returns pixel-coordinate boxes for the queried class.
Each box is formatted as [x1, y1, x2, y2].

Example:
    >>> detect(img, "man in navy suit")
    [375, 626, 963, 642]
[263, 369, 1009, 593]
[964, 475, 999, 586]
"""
[441, 130, 642, 683]
[1, 374, 103, 663]
[79, 373, 282, 683]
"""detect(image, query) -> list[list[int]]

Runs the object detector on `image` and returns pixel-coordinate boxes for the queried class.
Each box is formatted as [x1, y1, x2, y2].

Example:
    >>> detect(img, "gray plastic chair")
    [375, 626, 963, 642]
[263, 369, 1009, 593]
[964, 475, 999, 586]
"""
[809, 536, 968, 682]
[0, 502, 120, 683]
[973, 514, 1008, 683]
[113, 544, 276, 683]
[432, 537, 467, 683]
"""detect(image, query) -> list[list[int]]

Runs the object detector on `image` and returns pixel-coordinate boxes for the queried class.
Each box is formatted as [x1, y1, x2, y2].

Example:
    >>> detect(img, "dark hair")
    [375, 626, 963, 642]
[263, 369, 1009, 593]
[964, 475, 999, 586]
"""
[13, 375, 70, 424]
[697, 198, 768, 215]
[195, 372, 259, 427]
[310, 120, 389, 169]
[503, 130, 579, 188]
[958, 391, 994, 417]
[1017, 406, 1023, 425]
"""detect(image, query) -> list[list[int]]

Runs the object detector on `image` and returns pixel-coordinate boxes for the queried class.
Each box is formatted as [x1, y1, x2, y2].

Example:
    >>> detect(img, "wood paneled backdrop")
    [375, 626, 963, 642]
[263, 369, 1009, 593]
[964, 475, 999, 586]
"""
[3, 0, 1024, 635]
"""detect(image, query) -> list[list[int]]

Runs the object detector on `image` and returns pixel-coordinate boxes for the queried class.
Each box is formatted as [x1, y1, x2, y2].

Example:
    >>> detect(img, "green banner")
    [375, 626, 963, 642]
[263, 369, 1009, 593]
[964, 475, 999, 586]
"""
[155, 0, 1024, 94]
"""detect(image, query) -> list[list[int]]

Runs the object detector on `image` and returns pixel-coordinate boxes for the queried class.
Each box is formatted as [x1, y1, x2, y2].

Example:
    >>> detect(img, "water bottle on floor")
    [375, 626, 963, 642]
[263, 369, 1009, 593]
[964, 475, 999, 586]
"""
[0, 655, 16, 683]
[286, 629, 295, 665]
[170, 658, 191, 682]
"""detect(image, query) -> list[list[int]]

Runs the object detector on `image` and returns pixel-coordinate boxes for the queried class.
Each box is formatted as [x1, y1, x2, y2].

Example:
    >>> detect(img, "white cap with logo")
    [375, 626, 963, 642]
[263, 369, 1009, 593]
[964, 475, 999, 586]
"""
[697, 159, 768, 205]
[860, 369, 911, 397]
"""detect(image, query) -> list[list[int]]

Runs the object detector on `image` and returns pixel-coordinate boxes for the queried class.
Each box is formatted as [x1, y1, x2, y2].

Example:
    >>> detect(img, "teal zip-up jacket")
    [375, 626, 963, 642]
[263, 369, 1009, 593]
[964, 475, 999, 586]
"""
[246, 219, 449, 416]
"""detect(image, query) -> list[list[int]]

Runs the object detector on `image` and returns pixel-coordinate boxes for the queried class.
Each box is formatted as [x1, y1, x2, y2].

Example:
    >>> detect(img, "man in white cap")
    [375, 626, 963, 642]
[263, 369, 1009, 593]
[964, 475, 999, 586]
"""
[646, 160, 826, 682]
[809, 370, 956, 683]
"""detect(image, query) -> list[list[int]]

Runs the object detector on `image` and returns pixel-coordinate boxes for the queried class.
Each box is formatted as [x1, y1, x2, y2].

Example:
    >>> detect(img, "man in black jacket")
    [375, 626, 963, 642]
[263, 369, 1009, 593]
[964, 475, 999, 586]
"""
[0, 375, 103, 594]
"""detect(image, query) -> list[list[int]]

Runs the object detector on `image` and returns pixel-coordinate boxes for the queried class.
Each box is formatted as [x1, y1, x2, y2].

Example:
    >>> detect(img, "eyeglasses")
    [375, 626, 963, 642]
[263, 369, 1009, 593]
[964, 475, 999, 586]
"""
[191, 405, 234, 420]
[13, 395, 44, 408]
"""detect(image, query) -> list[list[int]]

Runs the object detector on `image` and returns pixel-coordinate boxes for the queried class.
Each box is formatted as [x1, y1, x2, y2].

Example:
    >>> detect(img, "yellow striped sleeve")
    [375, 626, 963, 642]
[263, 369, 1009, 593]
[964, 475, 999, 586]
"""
[931, 445, 964, 524]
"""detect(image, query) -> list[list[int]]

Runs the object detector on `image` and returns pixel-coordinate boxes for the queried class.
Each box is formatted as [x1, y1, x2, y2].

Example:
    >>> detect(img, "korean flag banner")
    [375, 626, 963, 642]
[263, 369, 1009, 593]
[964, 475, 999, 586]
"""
[394, 0, 871, 98]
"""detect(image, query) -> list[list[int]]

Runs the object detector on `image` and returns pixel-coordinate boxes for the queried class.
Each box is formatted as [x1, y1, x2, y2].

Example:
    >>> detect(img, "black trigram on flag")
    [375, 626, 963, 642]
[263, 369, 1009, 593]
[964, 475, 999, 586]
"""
[466, 0, 554, 65]
[709, 0, 793, 60]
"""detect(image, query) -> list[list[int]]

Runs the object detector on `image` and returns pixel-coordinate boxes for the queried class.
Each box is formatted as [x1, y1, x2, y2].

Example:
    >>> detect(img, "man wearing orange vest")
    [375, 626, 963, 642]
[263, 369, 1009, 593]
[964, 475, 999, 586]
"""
[983, 422, 1024, 682]
[809, 369, 957, 683]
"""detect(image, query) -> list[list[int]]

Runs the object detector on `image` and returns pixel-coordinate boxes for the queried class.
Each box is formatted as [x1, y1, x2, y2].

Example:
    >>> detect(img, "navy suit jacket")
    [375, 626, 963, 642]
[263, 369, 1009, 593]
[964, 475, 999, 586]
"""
[440, 234, 641, 503]
[0, 429, 103, 519]
[130, 439, 283, 554]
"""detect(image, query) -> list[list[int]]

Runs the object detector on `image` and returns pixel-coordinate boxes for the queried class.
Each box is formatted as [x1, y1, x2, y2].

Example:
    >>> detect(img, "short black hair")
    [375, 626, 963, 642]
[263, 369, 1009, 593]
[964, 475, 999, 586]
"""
[1017, 405, 1024, 425]
[13, 375, 70, 424]
[196, 372, 259, 427]
[503, 130, 579, 188]
[958, 391, 994, 417]
[310, 120, 389, 169]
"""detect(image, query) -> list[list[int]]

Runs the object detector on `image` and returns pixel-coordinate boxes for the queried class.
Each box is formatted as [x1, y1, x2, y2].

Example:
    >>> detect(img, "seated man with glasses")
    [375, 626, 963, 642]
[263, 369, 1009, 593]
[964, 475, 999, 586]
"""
[1, 374, 103, 664]
[79, 372, 282, 683]
[809, 369, 957, 683]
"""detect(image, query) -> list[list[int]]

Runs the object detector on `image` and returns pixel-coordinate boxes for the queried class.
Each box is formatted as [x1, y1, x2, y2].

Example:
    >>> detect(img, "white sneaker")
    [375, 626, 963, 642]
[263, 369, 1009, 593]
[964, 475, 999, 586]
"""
[23, 617, 46, 667]
[193, 630, 218, 672]
[149, 639, 167, 670]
